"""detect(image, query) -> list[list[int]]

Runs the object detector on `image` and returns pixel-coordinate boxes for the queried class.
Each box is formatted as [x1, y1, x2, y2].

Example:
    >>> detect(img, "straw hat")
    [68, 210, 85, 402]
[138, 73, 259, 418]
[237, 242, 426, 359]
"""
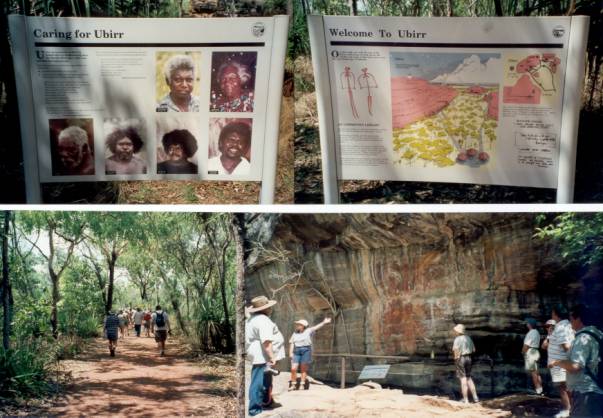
[453, 324, 466, 334]
[247, 296, 277, 313]
[295, 319, 309, 327]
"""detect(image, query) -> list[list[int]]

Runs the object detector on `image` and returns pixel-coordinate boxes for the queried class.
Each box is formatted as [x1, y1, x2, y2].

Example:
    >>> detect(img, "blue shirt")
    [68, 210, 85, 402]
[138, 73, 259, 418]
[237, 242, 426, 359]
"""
[567, 326, 603, 394]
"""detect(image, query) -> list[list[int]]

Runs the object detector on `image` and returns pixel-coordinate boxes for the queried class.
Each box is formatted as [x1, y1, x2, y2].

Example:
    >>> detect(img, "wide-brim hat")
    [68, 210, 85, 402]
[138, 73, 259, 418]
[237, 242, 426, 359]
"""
[545, 319, 557, 326]
[247, 295, 277, 313]
[295, 319, 309, 327]
[453, 324, 466, 334]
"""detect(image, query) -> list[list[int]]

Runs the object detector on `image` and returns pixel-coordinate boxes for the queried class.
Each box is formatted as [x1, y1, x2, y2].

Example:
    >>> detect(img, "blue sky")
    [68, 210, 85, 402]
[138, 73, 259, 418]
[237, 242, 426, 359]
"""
[390, 52, 500, 80]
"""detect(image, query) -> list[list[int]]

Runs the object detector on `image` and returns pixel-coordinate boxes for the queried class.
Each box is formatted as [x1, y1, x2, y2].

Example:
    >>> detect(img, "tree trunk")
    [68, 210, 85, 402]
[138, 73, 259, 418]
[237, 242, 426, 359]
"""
[48, 226, 60, 340]
[170, 297, 188, 336]
[446, 0, 453, 16]
[231, 213, 247, 418]
[2, 211, 11, 350]
[494, 0, 503, 16]
[105, 250, 117, 314]
[220, 246, 234, 352]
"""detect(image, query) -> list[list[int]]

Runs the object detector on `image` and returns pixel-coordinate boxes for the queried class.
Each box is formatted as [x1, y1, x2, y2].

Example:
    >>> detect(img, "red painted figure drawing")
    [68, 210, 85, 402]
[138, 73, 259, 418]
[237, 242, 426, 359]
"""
[358, 68, 378, 116]
[340, 66, 359, 119]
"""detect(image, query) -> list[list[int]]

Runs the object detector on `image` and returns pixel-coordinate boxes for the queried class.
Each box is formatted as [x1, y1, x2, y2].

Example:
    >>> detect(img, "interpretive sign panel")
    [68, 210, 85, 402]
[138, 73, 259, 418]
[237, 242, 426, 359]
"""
[358, 365, 390, 380]
[308, 16, 589, 203]
[9, 15, 288, 203]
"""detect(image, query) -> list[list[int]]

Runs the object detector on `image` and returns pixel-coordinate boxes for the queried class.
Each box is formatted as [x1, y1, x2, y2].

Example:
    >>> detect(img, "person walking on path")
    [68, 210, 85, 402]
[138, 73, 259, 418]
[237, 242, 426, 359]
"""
[245, 296, 285, 416]
[452, 323, 479, 404]
[133, 307, 144, 337]
[143, 309, 152, 337]
[288, 317, 332, 391]
[547, 304, 576, 418]
[523, 317, 544, 395]
[103, 310, 120, 357]
[151, 305, 171, 357]
[117, 310, 127, 339]
[551, 304, 603, 418]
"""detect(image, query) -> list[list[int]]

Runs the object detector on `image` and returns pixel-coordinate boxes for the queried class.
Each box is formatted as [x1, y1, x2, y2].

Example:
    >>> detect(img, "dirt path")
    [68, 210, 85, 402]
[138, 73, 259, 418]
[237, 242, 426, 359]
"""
[46, 334, 235, 417]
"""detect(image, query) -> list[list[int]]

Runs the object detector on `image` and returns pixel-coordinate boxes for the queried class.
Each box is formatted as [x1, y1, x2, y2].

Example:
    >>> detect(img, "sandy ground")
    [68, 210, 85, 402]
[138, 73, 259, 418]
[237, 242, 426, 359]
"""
[40, 335, 236, 417]
[245, 370, 563, 418]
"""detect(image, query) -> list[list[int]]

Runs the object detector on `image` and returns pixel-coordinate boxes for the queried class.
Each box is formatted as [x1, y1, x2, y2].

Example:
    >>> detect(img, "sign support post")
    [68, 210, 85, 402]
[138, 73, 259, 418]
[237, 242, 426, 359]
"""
[259, 15, 289, 205]
[556, 15, 589, 204]
[308, 15, 340, 204]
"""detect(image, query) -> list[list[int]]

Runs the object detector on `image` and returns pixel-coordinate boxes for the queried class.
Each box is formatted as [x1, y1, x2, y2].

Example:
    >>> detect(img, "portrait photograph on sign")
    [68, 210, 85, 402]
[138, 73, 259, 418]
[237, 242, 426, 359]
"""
[155, 51, 202, 113]
[104, 118, 149, 175]
[209, 51, 257, 113]
[49, 118, 95, 177]
[208, 117, 253, 176]
[156, 114, 201, 175]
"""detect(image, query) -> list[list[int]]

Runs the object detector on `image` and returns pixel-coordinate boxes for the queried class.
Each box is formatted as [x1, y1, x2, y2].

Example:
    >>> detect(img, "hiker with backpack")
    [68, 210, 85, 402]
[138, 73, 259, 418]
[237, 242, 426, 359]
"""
[103, 310, 120, 357]
[151, 305, 171, 356]
[551, 304, 603, 418]
[143, 308, 152, 337]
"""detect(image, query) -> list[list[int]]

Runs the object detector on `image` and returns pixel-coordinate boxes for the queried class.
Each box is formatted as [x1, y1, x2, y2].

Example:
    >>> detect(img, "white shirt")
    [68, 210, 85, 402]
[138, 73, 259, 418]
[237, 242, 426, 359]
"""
[548, 319, 574, 361]
[289, 329, 315, 348]
[133, 311, 144, 325]
[245, 313, 285, 365]
[207, 154, 251, 175]
[453, 335, 475, 357]
[524, 329, 541, 349]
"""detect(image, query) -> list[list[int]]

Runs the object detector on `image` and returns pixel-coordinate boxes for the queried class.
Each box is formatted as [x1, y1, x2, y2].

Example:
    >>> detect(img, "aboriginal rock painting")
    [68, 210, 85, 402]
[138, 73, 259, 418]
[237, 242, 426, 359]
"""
[390, 52, 501, 168]
[503, 53, 561, 105]
[339, 66, 378, 118]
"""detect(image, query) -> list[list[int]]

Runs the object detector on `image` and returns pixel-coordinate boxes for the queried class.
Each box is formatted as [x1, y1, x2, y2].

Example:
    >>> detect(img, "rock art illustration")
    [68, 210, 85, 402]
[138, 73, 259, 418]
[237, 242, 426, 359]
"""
[358, 68, 378, 116]
[340, 66, 359, 119]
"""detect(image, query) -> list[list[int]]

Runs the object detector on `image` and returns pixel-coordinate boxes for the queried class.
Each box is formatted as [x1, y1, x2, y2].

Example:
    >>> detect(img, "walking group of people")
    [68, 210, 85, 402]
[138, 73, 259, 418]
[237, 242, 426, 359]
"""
[454, 303, 602, 418]
[103, 305, 172, 357]
[245, 296, 332, 416]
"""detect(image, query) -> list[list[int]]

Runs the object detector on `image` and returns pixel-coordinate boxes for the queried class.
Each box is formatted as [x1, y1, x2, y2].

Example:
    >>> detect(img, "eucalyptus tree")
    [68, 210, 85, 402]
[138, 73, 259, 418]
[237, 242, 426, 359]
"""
[17, 212, 87, 339]
[81, 212, 149, 314]
[2, 211, 12, 350]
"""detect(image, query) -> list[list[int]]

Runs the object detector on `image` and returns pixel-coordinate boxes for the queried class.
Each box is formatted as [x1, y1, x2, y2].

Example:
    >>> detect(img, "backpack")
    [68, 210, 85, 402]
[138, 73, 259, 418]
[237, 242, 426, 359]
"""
[155, 311, 166, 327]
[576, 329, 603, 390]
[144, 312, 152, 321]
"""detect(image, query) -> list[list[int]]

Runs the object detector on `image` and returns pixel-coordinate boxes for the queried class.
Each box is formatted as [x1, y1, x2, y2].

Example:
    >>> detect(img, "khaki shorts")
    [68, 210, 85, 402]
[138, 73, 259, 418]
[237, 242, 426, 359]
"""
[524, 348, 540, 371]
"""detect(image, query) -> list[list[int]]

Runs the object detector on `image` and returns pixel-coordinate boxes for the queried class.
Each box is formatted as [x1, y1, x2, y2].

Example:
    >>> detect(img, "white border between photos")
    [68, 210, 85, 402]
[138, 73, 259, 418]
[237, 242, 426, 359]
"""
[2, 203, 603, 214]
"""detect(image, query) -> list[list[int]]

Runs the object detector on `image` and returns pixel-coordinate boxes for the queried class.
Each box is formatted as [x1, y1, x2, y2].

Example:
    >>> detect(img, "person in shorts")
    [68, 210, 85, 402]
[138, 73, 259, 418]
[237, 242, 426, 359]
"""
[288, 317, 332, 390]
[143, 309, 152, 337]
[523, 317, 544, 395]
[453, 323, 479, 404]
[151, 305, 171, 356]
[104, 310, 120, 357]
[547, 304, 575, 418]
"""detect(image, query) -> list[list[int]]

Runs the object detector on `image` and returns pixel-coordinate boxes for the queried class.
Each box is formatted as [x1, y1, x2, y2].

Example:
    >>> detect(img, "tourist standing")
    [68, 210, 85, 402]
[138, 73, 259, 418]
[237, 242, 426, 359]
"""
[547, 304, 575, 418]
[288, 317, 332, 390]
[452, 323, 479, 404]
[245, 296, 285, 416]
[551, 304, 603, 418]
[523, 317, 544, 395]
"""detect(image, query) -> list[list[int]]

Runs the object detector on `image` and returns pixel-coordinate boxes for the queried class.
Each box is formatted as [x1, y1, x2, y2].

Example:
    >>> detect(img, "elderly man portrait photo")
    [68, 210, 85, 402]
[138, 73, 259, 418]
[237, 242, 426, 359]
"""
[156, 129, 199, 174]
[210, 51, 256, 112]
[104, 125, 147, 175]
[50, 119, 95, 176]
[208, 119, 252, 176]
[156, 53, 201, 113]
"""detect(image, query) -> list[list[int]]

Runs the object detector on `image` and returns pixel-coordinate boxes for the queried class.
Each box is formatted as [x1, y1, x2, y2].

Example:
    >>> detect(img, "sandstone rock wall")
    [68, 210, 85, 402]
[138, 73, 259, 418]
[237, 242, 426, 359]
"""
[245, 214, 602, 397]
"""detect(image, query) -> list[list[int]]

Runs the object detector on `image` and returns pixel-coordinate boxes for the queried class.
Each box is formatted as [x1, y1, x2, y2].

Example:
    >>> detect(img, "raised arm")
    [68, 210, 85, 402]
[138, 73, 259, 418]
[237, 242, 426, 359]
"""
[309, 317, 332, 333]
